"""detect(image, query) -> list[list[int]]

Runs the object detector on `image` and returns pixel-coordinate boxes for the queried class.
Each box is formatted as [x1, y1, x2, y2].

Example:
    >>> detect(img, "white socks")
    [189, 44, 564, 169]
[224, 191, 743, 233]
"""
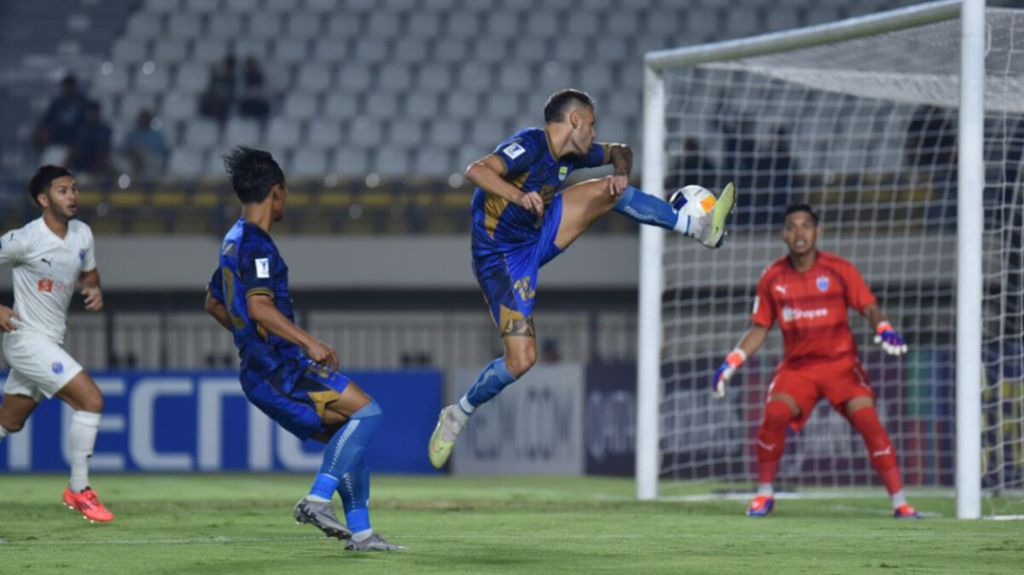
[0, 425, 8, 443]
[68, 411, 101, 493]
[455, 398, 474, 422]
[890, 490, 908, 509]
[757, 483, 774, 497]
[352, 529, 373, 542]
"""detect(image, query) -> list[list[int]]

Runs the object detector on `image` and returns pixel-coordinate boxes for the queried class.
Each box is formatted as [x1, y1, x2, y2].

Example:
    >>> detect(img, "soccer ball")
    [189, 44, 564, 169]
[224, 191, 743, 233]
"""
[669, 185, 717, 220]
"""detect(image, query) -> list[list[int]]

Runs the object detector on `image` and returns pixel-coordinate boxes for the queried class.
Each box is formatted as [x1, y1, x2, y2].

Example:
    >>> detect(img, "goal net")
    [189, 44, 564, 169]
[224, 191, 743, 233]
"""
[640, 0, 1024, 518]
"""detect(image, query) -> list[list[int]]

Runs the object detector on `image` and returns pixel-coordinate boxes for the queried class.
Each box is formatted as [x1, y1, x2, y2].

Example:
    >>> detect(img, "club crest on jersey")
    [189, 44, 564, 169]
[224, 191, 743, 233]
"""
[52, 361, 64, 375]
[816, 275, 830, 292]
[79, 249, 87, 262]
[558, 166, 568, 181]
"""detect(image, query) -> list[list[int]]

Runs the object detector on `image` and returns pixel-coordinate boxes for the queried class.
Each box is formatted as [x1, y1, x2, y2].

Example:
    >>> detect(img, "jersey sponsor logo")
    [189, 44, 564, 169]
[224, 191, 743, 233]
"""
[255, 258, 270, 279]
[558, 166, 568, 181]
[780, 306, 828, 322]
[51, 361, 64, 375]
[502, 142, 526, 160]
[774, 284, 787, 294]
[816, 275, 830, 292]
[38, 278, 54, 293]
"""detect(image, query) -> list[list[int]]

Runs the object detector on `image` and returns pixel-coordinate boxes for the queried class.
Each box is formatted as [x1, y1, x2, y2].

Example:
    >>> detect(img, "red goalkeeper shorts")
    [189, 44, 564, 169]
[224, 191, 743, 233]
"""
[767, 358, 874, 431]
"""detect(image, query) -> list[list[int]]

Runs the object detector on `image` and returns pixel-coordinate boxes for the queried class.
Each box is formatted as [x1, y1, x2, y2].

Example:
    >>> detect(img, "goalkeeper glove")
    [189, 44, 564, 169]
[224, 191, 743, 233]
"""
[712, 349, 746, 399]
[874, 322, 908, 356]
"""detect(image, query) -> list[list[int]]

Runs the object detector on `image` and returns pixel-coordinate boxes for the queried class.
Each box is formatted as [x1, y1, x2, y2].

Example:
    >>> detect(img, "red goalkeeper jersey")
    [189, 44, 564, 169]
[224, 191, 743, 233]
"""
[751, 250, 876, 369]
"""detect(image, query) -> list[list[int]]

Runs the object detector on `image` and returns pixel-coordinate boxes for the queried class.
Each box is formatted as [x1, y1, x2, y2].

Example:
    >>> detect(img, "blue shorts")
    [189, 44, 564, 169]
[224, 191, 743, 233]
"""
[241, 357, 352, 440]
[472, 194, 564, 333]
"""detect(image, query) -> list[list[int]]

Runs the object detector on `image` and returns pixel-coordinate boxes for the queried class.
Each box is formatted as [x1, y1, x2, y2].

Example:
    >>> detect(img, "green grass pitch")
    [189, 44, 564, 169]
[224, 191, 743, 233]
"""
[1, 474, 1021, 574]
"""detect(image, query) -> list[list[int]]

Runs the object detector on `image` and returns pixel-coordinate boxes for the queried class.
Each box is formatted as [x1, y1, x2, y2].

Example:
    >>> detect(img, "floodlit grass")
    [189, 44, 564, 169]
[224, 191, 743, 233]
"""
[0, 474, 1021, 574]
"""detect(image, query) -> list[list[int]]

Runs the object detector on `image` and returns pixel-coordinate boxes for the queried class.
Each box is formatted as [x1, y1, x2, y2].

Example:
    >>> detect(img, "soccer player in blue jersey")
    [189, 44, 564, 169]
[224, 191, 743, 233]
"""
[428, 89, 735, 467]
[203, 147, 400, 551]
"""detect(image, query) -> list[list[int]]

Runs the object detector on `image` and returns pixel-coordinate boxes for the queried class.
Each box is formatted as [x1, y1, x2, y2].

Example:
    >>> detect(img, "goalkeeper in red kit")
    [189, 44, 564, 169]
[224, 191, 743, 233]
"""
[712, 204, 920, 519]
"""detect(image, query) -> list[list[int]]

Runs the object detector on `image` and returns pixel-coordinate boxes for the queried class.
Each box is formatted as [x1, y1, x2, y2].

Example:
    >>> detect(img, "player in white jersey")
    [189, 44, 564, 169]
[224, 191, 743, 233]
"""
[0, 165, 113, 523]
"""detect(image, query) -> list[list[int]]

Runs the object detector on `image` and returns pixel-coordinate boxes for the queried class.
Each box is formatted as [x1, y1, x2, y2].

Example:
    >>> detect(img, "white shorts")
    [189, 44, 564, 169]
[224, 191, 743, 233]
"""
[2, 331, 83, 401]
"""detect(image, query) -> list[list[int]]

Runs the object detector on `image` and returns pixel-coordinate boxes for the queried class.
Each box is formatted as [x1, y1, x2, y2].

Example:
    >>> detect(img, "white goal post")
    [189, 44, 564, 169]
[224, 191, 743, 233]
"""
[637, 0, 1024, 520]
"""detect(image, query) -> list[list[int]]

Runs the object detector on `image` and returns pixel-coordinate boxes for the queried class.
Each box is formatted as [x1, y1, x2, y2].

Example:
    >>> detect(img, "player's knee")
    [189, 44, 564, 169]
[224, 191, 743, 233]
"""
[0, 418, 25, 433]
[763, 400, 794, 428]
[505, 348, 536, 378]
[80, 392, 104, 413]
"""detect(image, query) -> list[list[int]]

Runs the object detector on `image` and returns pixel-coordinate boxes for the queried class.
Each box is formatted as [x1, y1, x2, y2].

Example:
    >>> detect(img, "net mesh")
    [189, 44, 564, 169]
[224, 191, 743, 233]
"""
[657, 9, 1023, 515]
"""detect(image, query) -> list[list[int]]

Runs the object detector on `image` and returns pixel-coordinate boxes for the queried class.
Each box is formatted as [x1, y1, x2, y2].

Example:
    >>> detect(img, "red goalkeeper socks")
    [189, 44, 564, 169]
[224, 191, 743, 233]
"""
[756, 401, 793, 484]
[849, 406, 903, 494]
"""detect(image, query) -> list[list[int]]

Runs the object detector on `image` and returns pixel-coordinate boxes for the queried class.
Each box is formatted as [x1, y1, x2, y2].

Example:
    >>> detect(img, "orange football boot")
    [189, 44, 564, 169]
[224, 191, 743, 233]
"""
[63, 487, 114, 523]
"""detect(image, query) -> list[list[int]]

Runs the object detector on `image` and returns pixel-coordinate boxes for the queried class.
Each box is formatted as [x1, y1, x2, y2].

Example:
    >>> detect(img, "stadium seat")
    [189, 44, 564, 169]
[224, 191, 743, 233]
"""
[367, 12, 401, 37]
[224, 0, 259, 13]
[344, 0, 377, 13]
[405, 93, 440, 121]
[389, 121, 424, 149]
[349, 118, 384, 149]
[484, 92, 521, 120]
[223, 118, 262, 148]
[145, 0, 179, 14]
[337, 63, 373, 92]
[126, 12, 163, 39]
[161, 91, 198, 122]
[445, 13, 479, 39]
[134, 65, 171, 94]
[291, 149, 328, 178]
[444, 92, 480, 120]
[305, 0, 337, 13]
[265, 0, 301, 12]
[308, 122, 343, 148]
[524, 12, 559, 37]
[433, 37, 468, 64]
[184, 119, 220, 148]
[551, 37, 587, 63]
[498, 63, 532, 91]
[578, 63, 614, 94]
[167, 14, 202, 40]
[112, 37, 150, 66]
[365, 93, 399, 119]
[193, 39, 231, 65]
[393, 38, 429, 64]
[286, 14, 321, 38]
[283, 93, 319, 120]
[273, 38, 309, 65]
[266, 117, 302, 149]
[313, 38, 347, 63]
[168, 148, 204, 179]
[384, 0, 417, 11]
[233, 39, 269, 60]
[413, 146, 454, 178]
[483, 11, 520, 39]
[184, 0, 218, 13]
[379, 64, 413, 91]
[207, 13, 243, 39]
[593, 38, 629, 67]
[297, 63, 333, 93]
[326, 14, 360, 38]
[92, 66, 131, 96]
[354, 38, 390, 64]
[153, 39, 188, 63]
[407, 13, 441, 38]
[418, 63, 453, 93]
[458, 62, 492, 92]
[565, 12, 600, 37]
[429, 119, 464, 148]
[473, 38, 508, 64]
[246, 15, 281, 40]
[323, 93, 359, 121]
[373, 147, 411, 178]
[331, 148, 370, 178]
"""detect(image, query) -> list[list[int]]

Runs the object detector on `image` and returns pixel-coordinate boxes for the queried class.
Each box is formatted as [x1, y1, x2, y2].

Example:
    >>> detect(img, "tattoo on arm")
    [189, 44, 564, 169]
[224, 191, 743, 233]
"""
[501, 316, 536, 338]
[609, 145, 633, 176]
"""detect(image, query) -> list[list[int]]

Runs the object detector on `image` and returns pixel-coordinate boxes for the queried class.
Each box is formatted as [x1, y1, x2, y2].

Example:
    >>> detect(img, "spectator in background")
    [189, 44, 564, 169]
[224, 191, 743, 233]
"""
[33, 74, 90, 154]
[237, 56, 271, 122]
[121, 109, 169, 181]
[66, 101, 112, 175]
[199, 52, 237, 124]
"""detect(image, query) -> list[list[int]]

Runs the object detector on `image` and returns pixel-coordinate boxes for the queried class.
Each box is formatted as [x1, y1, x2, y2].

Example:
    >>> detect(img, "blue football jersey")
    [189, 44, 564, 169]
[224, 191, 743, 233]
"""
[210, 218, 302, 378]
[470, 127, 608, 255]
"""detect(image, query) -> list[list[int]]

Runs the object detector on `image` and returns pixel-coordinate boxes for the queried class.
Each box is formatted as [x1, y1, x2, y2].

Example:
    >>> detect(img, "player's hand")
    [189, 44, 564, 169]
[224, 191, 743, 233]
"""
[518, 191, 545, 217]
[305, 340, 340, 370]
[712, 349, 746, 399]
[82, 286, 103, 311]
[606, 174, 629, 197]
[874, 322, 908, 356]
[0, 305, 18, 332]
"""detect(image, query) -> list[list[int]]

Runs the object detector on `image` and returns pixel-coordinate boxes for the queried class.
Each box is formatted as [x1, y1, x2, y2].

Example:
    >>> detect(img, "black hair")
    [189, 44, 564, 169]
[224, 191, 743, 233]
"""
[543, 89, 595, 123]
[28, 165, 74, 206]
[222, 146, 285, 204]
[784, 203, 819, 225]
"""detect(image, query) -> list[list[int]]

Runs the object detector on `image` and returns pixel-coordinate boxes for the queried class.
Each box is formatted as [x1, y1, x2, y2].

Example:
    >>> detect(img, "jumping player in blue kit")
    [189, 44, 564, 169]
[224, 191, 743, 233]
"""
[428, 89, 736, 467]
[204, 147, 401, 551]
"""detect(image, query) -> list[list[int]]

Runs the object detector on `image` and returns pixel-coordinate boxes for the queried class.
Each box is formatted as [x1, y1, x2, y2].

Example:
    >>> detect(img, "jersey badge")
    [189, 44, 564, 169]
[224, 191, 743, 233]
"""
[79, 249, 87, 262]
[502, 142, 526, 160]
[558, 166, 568, 181]
[816, 275, 830, 292]
[255, 258, 271, 279]
[52, 361, 64, 375]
